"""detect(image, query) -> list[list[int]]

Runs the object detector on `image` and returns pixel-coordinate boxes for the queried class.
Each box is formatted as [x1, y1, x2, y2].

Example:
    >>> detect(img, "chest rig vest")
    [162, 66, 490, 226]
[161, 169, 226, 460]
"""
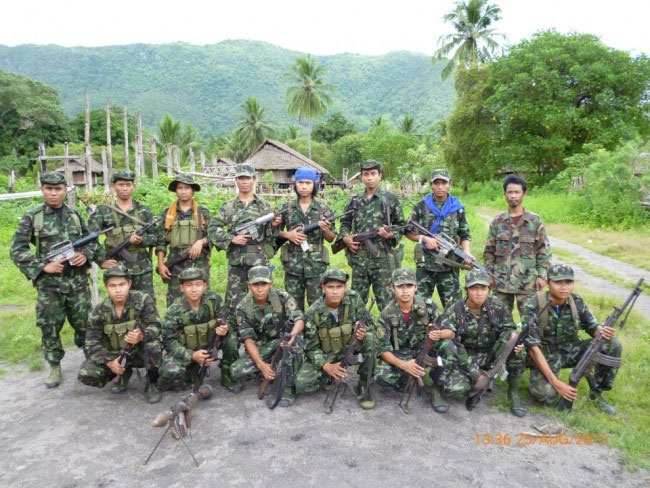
[536, 291, 580, 345]
[165, 200, 206, 251]
[387, 296, 431, 350]
[453, 297, 497, 351]
[179, 299, 217, 350]
[103, 305, 137, 351]
[313, 301, 352, 354]
[32, 204, 82, 258]
[103, 206, 147, 255]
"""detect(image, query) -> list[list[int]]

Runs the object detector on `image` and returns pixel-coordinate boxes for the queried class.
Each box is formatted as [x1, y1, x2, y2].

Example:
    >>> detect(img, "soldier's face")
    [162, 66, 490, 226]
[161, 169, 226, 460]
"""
[248, 281, 272, 302]
[505, 184, 526, 208]
[391, 283, 417, 304]
[430, 179, 450, 200]
[41, 184, 66, 208]
[180, 279, 207, 302]
[236, 176, 254, 193]
[548, 279, 574, 302]
[106, 277, 131, 303]
[361, 169, 381, 190]
[295, 179, 314, 198]
[466, 284, 489, 307]
[322, 281, 346, 306]
[112, 180, 135, 200]
[175, 183, 194, 202]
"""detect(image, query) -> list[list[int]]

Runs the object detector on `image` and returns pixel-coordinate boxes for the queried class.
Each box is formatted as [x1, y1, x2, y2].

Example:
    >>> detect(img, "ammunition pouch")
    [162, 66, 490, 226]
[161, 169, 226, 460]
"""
[103, 319, 138, 350]
[318, 323, 353, 354]
[170, 219, 198, 250]
[180, 319, 218, 349]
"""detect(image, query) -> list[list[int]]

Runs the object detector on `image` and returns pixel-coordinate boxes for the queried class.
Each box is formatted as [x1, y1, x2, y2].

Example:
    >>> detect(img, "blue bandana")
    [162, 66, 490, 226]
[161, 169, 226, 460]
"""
[294, 167, 320, 182]
[421, 193, 464, 253]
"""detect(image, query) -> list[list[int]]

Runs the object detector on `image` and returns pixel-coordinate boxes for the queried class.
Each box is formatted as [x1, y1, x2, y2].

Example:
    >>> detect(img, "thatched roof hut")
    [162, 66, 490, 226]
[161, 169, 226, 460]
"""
[245, 139, 329, 185]
[54, 155, 104, 186]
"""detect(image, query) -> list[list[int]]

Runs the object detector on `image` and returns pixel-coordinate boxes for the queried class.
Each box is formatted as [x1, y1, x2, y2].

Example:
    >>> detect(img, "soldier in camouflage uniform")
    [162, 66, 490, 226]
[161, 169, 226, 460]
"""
[434, 269, 527, 416]
[156, 175, 211, 308]
[277, 167, 336, 311]
[483, 175, 552, 314]
[295, 269, 377, 409]
[336, 160, 406, 311]
[523, 264, 621, 415]
[406, 169, 473, 307]
[158, 268, 239, 392]
[230, 266, 305, 407]
[77, 264, 162, 403]
[208, 163, 281, 318]
[89, 170, 158, 302]
[10, 171, 101, 388]
[375, 269, 439, 395]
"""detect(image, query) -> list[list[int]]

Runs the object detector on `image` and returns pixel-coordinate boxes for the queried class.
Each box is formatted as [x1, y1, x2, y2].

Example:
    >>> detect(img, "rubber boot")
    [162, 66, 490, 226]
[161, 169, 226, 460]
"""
[590, 391, 616, 415]
[278, 386, 295, 408]
[111, 369, 132, 394]
[354, 384, 375, 410]
[507, 374, 527, 417]
[146, 382, 162, 404]
[45, 362, 62, 389]
[431, 384, 448, 413]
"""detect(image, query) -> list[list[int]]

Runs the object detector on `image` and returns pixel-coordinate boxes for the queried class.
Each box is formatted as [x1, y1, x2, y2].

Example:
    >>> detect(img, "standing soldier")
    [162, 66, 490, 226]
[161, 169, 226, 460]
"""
[156, 175, 211, 308]
[336, 160, 405, 310]
[89, 170, 158, 302]
[374, 269, 439, 394]
[406, 169, 472, 307]
[296, 269, 377, 410]
[523, 264, 621, 415]
[77, 264, 162, 403]
[277, 167, 336, 311]
[230, 266, 305, 407]
[208, 163, 281, 315]
[483, 175, 552, 314]
[10, 171, 101, 388]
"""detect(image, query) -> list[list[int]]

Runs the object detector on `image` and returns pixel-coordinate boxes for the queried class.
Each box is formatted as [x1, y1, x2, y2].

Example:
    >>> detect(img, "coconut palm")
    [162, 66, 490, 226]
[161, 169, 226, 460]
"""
[224, 130, 251, 164]
[285, 55, 336, 159]
[235, 97, 275, 155]
[371, 115, 387, 128]
[286, 125, 300, 140]
[433, 0, 503, 80]
[399, 116, 417, 134]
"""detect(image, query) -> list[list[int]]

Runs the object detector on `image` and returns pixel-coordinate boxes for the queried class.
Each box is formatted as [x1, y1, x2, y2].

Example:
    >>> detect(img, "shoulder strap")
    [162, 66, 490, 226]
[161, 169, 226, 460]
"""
[269, 289, 283, 316]
[222, 199, 236, 228]
[381, 192, 391, 226]
[536, 291, 549, 338]
[453, 299, 467, 336]
[207, 298, 215, 320]
[567, 295, 579, 339]
[32, 204, 45, 257]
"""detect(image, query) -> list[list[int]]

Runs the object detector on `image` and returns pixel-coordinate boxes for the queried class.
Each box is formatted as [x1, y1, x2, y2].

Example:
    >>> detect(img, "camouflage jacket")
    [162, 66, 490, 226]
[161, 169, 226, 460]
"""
[482, 210, 552, 294]
[10, 203, 100, 292]
[161, 290, 225, 363]
[88, 200, 157, 275]
[304, 290, 372, 370]
[338, 187, 406, 264]
[208, 195, 276, 267]
[376, 294, 439, 355]
[235, 288, 303, 344]
[522, 292, 600, 352]
[278, 198, 335, 276]
[410, 196, 471, 272]
[441, 296, 516, 351]
[86, 290, 160, 364]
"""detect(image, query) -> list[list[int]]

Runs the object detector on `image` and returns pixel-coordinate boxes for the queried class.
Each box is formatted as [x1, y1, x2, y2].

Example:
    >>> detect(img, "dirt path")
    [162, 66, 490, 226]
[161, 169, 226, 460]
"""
[0, 349, 648, 488]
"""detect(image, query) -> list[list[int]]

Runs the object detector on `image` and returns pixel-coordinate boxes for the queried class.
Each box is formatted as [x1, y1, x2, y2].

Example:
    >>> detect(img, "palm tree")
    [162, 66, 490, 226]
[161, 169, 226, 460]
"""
[433, 0, 503, 80]
[224, 130, 251, 164]
[155, 114, 182, 147]
[285, 55, 336, 159]
[371, 115, 387, 128]
[154, 114, 202, 163]
[235, 97, 275, 154]
[286, 125, 300, 140]
[399, 116, 417, 134]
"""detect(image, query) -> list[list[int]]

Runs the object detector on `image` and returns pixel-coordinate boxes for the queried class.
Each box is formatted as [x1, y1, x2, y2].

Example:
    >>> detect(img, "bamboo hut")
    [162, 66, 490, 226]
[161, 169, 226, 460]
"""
[54, 155, 104, 186]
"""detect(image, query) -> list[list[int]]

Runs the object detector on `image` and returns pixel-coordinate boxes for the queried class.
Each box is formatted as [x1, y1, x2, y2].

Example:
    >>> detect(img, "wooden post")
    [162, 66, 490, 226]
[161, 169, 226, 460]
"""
[9, 170, 15, 193]
[173, 145, 180, 171]
[64, 142, 75, 207]
[123, 108, 130, 171]
[38, 141, 47, 173]
[166, 144, 173, 176]
[101, 147, 109, 193]
[84, 92, 93, 192]
[105, 99, 113, 181]
[200, 151, 206, 172]
[151, 139, 158, 180]
[189, 147, 196, 172]
[134, 133, 142, 179]
[137, 112, 144, 177]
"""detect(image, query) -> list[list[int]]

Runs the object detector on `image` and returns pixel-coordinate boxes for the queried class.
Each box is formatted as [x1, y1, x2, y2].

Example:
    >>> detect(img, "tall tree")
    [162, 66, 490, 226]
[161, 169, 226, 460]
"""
[433, 0, 503, 80]
[313, 112, 357, 144]
[154, 114, 202, 163]
[285, 55, 336, 159]
[224, 130, 251, 164]
[371, 115, 387, 128]
[235, 97, 275, 156]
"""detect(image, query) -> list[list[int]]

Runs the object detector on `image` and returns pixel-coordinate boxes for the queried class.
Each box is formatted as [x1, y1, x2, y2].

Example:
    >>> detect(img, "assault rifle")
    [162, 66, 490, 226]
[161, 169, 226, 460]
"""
[324, 299, 375, 414]
[276, 210, 353, 250]
[556, 278, 644, 412]
[110, 323, 147, 392]
[105, 222, 154, 263]
[194, 318, 226, 392]
[45, 227, 114, 262]
[258, 318, 295, 409]
[233, 209, 288, 242]
[331, 223, 411, 256]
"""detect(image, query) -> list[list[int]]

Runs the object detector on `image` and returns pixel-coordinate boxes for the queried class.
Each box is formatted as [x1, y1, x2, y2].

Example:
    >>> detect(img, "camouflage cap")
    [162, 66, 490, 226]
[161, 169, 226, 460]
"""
[548, 263, 574, 281]
[103, 263, 130, 283]
[178, 267, 208, 283]
[111, 170, 136, 183]
[40, 171, 66, 186]
[391, 268, 417, 286]
[320, 268, 349, 285]
[235, 163, 256, 178]
[465, 269, 491, 287]
[168, 174, 201, 192]
[248, 265, 272, 284]
[430, 169, 451, 182]
[359, 160, 382, 172]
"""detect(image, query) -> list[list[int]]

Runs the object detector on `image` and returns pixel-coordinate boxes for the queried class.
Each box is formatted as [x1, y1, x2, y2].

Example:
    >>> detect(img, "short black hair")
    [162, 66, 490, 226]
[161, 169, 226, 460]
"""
[503, 174, 527, 193]
[293, 180, 319, 198]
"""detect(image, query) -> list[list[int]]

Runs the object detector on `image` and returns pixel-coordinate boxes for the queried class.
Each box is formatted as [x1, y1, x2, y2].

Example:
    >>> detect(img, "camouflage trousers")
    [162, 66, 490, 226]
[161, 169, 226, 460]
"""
[35, 285, 91, 364]
[166, 260, 211, 308]
[77, 340, 162, 388]
[416, 267, 461, 308]
[350, 258, 393, 310]
[434, 338, 526, 398]
[231, 337, 304, 386]
[529, 338, 622, 405]
[158, 331, 240, 390]
[295, 332, 377, 393]
[494, 291, 532, 316]
[375, 348, 418, 388]
[224, 265, 252, 319]
[284, 270, 323, 312]
[129, 272, 156, 305]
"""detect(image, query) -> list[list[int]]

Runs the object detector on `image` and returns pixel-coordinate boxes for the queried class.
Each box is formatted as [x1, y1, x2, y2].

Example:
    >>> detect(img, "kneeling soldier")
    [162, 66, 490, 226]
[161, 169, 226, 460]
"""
[296, 269, 377, 410]
[158, 267, 239, 392]
[435, 269, 527, 416]
[231, 266, 305, 407]
[375, 268, 439, 393]
[523, 264, 621, 415]
[78, 264, 162, 403]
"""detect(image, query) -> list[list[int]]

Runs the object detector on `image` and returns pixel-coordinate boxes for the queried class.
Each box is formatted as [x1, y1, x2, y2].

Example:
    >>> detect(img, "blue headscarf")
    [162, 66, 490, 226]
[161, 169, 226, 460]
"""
[294, 167, 320, 182]
[422, 193, 464, 236]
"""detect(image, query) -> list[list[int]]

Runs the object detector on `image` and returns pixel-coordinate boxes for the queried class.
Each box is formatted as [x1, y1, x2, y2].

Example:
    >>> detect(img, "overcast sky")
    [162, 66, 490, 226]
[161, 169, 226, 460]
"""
[3, 0, 649, 56]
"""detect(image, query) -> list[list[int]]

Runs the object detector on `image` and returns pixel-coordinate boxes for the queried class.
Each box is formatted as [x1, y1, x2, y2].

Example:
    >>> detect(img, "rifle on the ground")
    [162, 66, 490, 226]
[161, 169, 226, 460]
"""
[399, 315, 444, 414]
[105, 222, 154, 263]
[194, 318, 226, 392]
[45, 227, 114, 262]
[233, 208, 288, 242]
[556, 278, 644, 412]
[258, 318, 295, 409]
[276, 210, 353, 250]
[110, 323, 148, 392]
[408, 220, 505, 286]
[465, 300, 550, 411]
[331, 224, 411, 256]
[324, 299, 375, 414]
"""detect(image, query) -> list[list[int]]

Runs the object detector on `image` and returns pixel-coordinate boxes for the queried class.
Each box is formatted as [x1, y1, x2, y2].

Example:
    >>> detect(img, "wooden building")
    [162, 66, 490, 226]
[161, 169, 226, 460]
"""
[54, 155, 104, 186]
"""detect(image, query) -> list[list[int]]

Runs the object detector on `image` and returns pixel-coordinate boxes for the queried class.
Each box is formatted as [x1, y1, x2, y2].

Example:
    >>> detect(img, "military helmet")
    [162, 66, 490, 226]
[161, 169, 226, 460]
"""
[168, 174, 201, 192]
[465, 269, 491, 287]
[548, 263, 574, 282]
[40, 171, 66, 186]
[178, 267, 208, 283]
[320, 268, 349, 285]
[391, 268, 417, 286]
[248, 265, 272, 284]
[111, 170, 136, 183]
[103, 263, 130, 283]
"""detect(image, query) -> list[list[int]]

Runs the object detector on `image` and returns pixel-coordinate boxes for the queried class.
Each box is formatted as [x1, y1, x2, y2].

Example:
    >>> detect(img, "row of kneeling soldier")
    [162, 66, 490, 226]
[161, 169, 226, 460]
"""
[10, 164, 623, 415]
